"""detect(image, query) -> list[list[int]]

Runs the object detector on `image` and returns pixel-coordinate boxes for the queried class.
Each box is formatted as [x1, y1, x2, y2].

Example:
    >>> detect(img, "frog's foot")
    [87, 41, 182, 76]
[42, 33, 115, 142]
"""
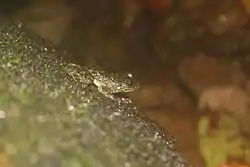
[98, 87, 114, 98]
[96, 86, 120, 100]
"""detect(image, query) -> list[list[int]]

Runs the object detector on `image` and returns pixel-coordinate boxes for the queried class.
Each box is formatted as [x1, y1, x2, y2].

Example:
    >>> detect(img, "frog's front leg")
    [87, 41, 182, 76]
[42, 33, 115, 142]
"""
[97, 86, 117, 100]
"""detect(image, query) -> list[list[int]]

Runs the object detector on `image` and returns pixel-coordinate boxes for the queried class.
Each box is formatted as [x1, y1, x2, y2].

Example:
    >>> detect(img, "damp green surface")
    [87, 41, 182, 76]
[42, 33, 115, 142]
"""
[0, 17, 188, 167]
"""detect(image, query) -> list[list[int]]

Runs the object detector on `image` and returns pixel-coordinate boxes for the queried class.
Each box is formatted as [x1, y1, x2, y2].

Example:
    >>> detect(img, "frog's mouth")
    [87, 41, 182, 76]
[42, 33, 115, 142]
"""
[119, 84, 140, 93]
[112, 92, 132, 99]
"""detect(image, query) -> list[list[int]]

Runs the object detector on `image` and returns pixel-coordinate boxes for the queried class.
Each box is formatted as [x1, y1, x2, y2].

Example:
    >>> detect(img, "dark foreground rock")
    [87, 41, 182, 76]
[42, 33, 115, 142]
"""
[0, 17, 188, 167]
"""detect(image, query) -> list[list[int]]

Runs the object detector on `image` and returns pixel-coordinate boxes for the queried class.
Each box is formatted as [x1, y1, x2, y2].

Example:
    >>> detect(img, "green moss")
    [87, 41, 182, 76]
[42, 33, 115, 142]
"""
[198, 114, 250, 166]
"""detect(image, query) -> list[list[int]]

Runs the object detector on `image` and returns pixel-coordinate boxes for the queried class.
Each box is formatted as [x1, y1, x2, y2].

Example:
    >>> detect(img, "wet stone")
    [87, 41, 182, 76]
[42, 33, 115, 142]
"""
[0, 16, 189, 167]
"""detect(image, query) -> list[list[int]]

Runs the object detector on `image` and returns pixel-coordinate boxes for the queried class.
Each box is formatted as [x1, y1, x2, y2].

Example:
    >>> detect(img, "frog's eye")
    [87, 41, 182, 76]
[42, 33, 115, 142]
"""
[127, 80, 135, 87]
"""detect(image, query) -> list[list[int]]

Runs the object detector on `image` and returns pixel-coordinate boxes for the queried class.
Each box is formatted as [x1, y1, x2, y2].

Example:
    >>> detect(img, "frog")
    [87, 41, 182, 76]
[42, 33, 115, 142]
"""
[64, 63, 140, 99]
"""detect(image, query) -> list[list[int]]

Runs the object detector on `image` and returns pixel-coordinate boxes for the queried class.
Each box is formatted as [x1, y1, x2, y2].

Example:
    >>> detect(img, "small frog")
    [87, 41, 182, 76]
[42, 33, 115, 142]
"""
[64, 63, 139, 99]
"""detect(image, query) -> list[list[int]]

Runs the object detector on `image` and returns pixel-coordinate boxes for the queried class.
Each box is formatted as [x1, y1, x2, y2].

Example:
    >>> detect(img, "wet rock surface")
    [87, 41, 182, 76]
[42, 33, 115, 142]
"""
[3, 0, 250, 166]
[0, 17, 188, 167]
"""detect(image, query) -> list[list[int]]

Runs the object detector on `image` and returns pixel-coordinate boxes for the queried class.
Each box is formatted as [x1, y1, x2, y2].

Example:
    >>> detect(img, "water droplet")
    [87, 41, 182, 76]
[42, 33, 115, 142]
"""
[128, 73, 133, 77]
[0, 110, 6, 119]
[68, 105, 75, 111]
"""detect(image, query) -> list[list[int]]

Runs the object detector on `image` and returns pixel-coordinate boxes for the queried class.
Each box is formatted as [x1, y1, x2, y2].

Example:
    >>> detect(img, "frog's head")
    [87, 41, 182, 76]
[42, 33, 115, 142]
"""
[90, 68, 140, 94]
[112, 72, 140, 93]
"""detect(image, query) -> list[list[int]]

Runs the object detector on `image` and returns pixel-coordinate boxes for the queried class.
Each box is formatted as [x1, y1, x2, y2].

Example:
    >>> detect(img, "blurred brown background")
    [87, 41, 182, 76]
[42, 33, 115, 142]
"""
[2, 0, 250, 166]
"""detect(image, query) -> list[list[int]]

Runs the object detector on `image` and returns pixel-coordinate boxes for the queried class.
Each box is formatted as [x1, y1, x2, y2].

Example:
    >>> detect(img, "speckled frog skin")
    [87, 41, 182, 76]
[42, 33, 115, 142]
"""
[65, 63, 139, 99]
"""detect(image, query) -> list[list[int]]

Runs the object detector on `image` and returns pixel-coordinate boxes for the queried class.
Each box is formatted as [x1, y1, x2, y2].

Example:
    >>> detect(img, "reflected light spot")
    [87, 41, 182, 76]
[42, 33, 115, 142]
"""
[0, 110, 6, 119]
